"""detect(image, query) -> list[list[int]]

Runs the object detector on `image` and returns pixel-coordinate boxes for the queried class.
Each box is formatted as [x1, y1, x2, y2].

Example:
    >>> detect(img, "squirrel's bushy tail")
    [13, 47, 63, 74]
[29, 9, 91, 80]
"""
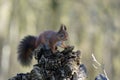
[17, 35, 36, 66]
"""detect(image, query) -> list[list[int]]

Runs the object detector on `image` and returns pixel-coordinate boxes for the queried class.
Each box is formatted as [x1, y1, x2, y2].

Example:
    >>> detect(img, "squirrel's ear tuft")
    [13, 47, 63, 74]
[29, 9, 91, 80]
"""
[60, 24, 67, 31]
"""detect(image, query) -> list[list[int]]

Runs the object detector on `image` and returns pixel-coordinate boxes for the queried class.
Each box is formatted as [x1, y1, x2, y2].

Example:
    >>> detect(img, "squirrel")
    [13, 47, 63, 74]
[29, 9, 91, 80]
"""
[17, 24, 68, 66]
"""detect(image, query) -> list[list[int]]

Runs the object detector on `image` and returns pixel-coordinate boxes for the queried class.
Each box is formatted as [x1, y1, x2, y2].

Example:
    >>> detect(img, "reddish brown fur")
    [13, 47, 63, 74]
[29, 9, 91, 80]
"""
[35, 24, 68, 53]
[18, 24, 68, 66]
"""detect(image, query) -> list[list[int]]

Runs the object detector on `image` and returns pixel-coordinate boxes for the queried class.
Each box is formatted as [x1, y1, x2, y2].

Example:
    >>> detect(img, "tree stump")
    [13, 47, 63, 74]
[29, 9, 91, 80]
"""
[9, 46, 87, 80]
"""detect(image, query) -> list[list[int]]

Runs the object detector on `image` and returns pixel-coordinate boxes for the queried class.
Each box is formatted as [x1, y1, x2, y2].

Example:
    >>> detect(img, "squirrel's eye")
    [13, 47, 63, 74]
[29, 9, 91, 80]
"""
[60, 34, 64, 38]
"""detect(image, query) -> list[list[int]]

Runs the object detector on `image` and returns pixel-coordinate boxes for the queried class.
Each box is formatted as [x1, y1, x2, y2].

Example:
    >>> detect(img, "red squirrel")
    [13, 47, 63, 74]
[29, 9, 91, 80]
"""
[17, 24, 68, 66]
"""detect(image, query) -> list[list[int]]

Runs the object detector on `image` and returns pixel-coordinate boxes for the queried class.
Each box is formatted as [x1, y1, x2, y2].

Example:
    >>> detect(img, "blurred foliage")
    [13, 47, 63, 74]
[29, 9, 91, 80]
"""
[0, 0, 120, 80]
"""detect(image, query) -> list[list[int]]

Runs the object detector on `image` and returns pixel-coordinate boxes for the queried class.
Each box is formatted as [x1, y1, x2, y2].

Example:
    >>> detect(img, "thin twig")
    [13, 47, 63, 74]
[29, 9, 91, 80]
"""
[103, 68, 109, 80]
[92, 64, 98, 69]
[91, 53, 110, 80]
[92, 53, 101, 66]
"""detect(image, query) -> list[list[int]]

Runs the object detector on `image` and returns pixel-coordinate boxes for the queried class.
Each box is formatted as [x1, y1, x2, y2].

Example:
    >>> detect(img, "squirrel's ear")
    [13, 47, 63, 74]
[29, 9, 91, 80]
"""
[59, 24, 67, 31]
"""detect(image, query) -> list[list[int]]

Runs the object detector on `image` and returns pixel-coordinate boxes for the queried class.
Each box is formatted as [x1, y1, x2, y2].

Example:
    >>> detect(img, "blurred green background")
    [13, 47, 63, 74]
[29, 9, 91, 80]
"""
[0, 0, 120, 80]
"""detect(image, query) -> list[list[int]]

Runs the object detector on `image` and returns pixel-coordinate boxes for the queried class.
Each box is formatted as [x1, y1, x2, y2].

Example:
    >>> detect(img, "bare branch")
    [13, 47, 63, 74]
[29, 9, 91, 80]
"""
[91, 53, 101, 66]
